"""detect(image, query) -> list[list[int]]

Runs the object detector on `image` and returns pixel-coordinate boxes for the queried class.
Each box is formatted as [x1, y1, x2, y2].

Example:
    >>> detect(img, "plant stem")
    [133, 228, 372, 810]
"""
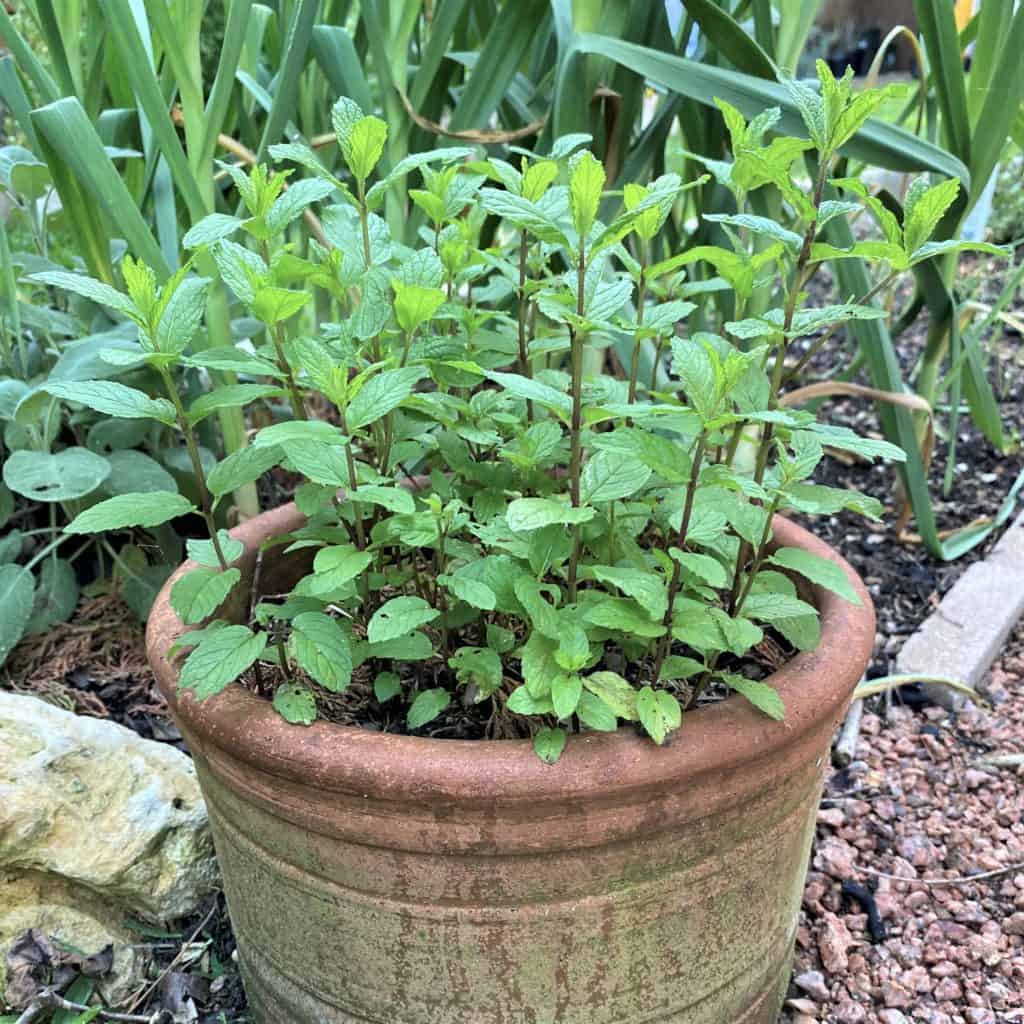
[357, 179, 373, 270]
[628, 245, 647, 404]
[652, 431, 707, 679]
[158, 367, 228, 570]
[732, 495, 781, 618]
[727, 157, 829, 612]
[517, 230, 534, 421]
[567, 244, 587, 602]
[272, 322, 307, 420]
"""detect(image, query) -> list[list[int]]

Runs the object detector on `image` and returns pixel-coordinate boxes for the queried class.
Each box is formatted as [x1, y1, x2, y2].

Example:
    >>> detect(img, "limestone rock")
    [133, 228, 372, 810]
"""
[0, 692, 218, 921]
[1, 870, 145, 1007]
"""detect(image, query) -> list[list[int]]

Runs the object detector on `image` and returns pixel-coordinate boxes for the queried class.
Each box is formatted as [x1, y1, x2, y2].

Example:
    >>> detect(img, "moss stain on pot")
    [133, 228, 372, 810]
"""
[148, 506, 874, 1024]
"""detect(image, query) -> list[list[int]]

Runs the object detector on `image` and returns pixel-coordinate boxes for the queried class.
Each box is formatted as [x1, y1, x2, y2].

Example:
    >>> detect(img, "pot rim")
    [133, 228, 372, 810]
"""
[147, 503, 874, 805]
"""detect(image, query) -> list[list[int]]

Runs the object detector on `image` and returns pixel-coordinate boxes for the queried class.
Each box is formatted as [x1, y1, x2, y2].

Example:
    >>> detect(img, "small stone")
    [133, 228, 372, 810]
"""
[818, 912, 854, 974]
[817, 838, 857, 880]
[817, 807, 846, 828]
[794, 970, 830, 1002]
[785, 998, 820, 1015]
[963, 769, 992, 790]
[878, 1012, 908, 1024]
[1003, 911, 1024, 936]
[933, 977, 963, 1000]
[834, 1000, 867, 1023]
[881, 980, 912, 1008]
[965, 1011, 996, 1024]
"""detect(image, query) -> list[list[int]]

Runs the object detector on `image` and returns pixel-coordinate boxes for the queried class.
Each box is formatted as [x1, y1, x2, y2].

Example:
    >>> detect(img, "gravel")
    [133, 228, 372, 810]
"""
[780, 625, 1024, 1023]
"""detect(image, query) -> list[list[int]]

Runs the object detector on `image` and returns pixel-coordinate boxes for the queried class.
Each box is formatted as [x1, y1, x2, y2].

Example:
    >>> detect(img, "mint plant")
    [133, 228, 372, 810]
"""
[36, 65, 1005, 761]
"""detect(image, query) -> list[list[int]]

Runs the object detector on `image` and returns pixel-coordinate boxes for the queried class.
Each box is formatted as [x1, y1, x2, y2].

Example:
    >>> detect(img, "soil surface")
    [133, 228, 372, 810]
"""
[779, 622, 1024, 1024]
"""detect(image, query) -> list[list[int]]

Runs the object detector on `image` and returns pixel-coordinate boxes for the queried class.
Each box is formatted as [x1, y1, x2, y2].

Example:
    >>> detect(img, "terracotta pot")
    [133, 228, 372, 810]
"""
[147, 504, 874, 1024]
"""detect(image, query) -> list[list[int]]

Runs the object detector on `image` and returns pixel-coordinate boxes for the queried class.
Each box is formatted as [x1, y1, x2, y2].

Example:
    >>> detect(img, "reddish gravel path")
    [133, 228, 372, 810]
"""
[781, 627, 1024, 1023]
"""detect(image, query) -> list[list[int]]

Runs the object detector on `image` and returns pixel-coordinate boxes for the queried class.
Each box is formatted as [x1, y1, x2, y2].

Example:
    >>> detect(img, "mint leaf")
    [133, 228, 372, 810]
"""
[636, 685, 681, 745]
[170, 567, 241, 624]
[188, 384, 282, 425]
[29, 271, 139, 321]
[0, 564, 33, 667]
[590, 566, 667, 622]
[568, 150, 605, 241]
[582, 670, 638, 720]
[290, 611, 352, 692]
[724, 674, 785, 720]
[183, 213, 242, 249]
[187, 531, 244, 567]
[65, 492, 195, 533]
[368, 596, 440, 644]
[345, 116, 388, 183]
[374, 671, 402, 703]
[579, 451, 651, 503]
[309, 546, 373, 596]
[407, 687, 450, 730]
[207, 445, 283, 499]
[767, 547, 861, 605]
[273, 682, 317, 725]
[179, 624, 267, 701]
[506, 498, 595, 532]
[44, 381, 177, 426]
[3, 448, 110, 503]
[347, 367, 427, 430]
[533, 726, 567, 764]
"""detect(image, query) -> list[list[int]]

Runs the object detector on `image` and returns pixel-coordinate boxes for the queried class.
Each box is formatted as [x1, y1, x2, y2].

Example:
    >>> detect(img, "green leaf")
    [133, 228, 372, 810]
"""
[583, 597, 666, 639]
[449, 646, 503, 696]
[579, 451, 652, 504]
[44, 381, 176, 425]
[188, 384, 281, 425]
[513, 577, 561, 638]
[266, 178, 336, 234]
[65, 491, 195, 533]
[568, 150, 605, 242]
[636, 686, 681, 745]
[506, 685, 554, 715]
[347, 367, 427, 430]
[3, 448, 110, 503]
[506, 498, 595, 532]
[273, 682, 317, 725]
[583, 670, 638, 721]
[407, 687, 450, 730]
[207, 445, 282, 498]
[179, 624, 267, 701]
[671, 337, 719, 418]
[903, 177, 961, 256]
[309, 546, 373, 596]
[170, 567, 241, 624]
[533, 726, 567, 764]
[29, 270, 139, 320]
[590, 566, 667, 622]
[478, 188, 568, 245]
[348, 485, 415, 514]
[368, 595, 440, 644]
[724, 674, 785, 720]
[741, 591, 818, 624]
[252, 285, 310, 325]
[25, 557, 78, 634]
[670, 550, 728, 587]
[374, 671, 402, 702]
[364, 631, 434, 661]
[439, 574, 496, 611]
[0, 564, 33, 666]
[346, 115, 388, 183]
[485, 371, 572, 418]
[658, 655, 705, 681]
[256, 421, 345, 447]
[551, 672, 583, 719]
[290, 611, 353, 692]
[187, 531, 243, 567]
[392, 280, 446, 335]
[183, 213, 243, 249]
[284, 440, 350, 488]
[156, 276, 210, 354]
[767, 547, 861, 605]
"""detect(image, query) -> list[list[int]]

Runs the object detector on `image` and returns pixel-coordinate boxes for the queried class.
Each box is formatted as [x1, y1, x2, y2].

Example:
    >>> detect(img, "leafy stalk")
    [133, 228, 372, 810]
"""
[567, 245, 587, 602]
[157, 366, 229, 571]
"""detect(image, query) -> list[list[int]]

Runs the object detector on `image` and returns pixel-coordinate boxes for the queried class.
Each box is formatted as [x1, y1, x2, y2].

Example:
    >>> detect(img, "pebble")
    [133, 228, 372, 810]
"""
[783, 628, 1024, 1024]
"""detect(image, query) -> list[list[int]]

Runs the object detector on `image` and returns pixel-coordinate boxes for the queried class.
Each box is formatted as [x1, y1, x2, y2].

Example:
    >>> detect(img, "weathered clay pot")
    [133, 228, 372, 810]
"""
[147, 503, 874, 1024]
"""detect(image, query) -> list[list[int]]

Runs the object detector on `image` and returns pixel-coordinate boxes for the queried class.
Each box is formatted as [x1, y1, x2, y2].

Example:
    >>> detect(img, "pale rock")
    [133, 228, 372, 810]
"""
[794, 969, 831, 1002]
[834, 1000, 867, 1022]
[0, 692, 218, 919]
[816, 837, 857, 880]
[878, 1012, 908, 1024]
[0, 870, 144, 1005]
